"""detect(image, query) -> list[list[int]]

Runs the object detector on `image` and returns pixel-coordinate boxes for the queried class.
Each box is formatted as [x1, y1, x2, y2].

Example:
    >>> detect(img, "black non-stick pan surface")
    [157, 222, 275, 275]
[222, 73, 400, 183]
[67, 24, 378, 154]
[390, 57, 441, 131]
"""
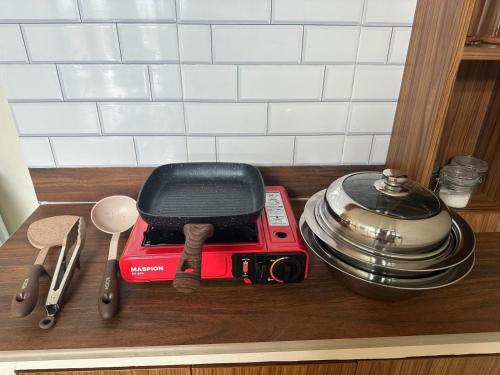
[137, 162, 265, 228]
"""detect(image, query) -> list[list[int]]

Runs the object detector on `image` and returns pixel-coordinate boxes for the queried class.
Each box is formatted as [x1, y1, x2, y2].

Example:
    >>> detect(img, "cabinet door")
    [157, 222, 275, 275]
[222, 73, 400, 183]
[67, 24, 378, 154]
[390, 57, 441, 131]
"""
[18, 367, 190, 375]
[192, 362, 357, 375]
[355, 356, 500, 375]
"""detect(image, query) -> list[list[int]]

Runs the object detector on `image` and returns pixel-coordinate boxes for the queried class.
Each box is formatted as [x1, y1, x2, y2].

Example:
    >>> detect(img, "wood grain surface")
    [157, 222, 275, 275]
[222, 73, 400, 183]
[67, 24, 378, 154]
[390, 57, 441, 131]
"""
[436, 61, 499, 165]
[355, 355, 500, 375]
[191, 363, 356, 375]
[29, 166, 383, 203]
[19, 368, 189, 375]
[1, 204, 500, 352]
[462, 45, 500, 60]
[386, 0, 475, 184]
[475, 77, 500, 204]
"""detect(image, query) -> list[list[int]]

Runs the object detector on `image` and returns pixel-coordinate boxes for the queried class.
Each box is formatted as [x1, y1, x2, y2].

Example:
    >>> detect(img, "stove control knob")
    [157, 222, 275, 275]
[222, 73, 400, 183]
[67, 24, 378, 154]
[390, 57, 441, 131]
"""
[269, 257, 302, 283]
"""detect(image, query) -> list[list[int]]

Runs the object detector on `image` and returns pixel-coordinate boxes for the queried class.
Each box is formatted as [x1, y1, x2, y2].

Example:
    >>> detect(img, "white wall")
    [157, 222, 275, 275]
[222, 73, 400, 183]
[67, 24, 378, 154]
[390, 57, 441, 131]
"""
[0, 0, 416, 167]
[0, 84, 38, 240]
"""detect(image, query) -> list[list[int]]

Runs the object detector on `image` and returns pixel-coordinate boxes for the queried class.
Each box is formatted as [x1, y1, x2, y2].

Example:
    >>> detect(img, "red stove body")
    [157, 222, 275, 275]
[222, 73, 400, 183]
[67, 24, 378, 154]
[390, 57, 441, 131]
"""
[120, 186, 309, 284]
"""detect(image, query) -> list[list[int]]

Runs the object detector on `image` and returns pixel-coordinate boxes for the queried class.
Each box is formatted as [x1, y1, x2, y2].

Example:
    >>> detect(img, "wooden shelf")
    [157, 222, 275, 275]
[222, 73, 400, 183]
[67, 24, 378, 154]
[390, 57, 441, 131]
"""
[460, 191, 500, 211]
[463, 44, 500, 60]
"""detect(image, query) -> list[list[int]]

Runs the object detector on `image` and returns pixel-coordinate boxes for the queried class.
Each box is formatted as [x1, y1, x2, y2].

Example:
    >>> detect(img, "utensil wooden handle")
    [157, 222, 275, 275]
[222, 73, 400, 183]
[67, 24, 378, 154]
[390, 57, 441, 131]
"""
[98, 259, 120, 319]
[11, 264, 47, 317]
[174, 223, 214, 293]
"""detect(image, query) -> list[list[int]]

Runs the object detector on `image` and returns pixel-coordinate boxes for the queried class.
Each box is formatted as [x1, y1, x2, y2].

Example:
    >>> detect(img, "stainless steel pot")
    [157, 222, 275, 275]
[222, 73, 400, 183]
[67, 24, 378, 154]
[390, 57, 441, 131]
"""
[304, 190, 475, 277]
[299, 216, 475, 300]
[299, 168, 476, 299]
[324, 169, 452, 252]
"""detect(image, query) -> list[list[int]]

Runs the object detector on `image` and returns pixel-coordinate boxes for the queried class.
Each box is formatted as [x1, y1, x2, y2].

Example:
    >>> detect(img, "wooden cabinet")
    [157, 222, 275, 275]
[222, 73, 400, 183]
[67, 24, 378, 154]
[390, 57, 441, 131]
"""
[355, 356, 500, 375]
[16, 356, 500, 375]
[386, 0, 500, 232]
[191, 363, 356, 375]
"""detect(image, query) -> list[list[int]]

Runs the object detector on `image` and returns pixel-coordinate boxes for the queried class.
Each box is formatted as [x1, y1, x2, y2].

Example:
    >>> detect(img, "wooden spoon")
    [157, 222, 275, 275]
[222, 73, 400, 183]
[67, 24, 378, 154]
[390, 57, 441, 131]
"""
[11, 215, 79, 318]
[91, 196, 138, 319]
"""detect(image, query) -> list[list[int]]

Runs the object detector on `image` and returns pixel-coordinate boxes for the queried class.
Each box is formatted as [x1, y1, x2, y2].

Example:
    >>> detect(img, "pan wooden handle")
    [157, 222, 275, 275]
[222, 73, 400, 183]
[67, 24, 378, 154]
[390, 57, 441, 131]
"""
[173, 223, 214, 293]
[11, 264, 47, 317]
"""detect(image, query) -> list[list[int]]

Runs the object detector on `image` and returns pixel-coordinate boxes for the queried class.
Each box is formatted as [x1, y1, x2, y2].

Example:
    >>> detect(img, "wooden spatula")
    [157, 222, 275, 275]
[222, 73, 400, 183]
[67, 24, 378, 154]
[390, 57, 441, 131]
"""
[11, 215, 79, 318]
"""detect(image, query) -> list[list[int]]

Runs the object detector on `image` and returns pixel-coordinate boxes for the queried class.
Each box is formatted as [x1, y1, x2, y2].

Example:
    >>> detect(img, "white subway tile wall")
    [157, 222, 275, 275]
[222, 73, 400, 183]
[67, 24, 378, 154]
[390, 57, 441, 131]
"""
[294, 135, 344, 165]
[0, 0, 416, 167]
[187, 136, 216, 162]
[212, 25, 302, 64]
[302, 26, 360, 64]
[23, 24, 121, 63]
[117, 24, 179, 63]
[178, 25, 212, 63]
[19, 138, 56, 168]
[149, 65, 182, 100]
[184, 103, 267, 135]
[0, 25, 28, 62]
[135, 136, 187, 165]
[13, 102, 100, 135]
[99, 102, 185, 134]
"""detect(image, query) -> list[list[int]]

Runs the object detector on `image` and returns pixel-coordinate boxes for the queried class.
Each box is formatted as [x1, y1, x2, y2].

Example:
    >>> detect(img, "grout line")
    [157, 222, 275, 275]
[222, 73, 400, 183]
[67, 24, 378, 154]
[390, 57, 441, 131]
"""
[146, 65, 153, 100]
[19, 25, 31, 63]
[54, 65, 66, 100]
[360, 0, 368, 26]
[269, 0, 274, 24]
[339, 133, 347, 164]
[265, 102, 270, 135]
[354, 0, 368, 64]
[174, 0, 180, 23]
[291, 136, 297, 166]
[184, 134, 189, 162]
[14, 131, 378, 137]
[181, 102, 188, 136]
[75, 0, 83, 22]
[210, 25, 214, 64]
[15, 61, 387, 66]
[386, 27, 395, 64]
[132, 136, 139, 166]
[345, 101, 353, 134]
[5, 98, 398, 104]
[368, 134, 376, 164]
[47, 137, 59, 167]
[320, 65, 327, 101]
[236, 65, 240, 102]
[7, 21, 373, 26]
[114, 23, 123, 63]
[95, 102, 104, 135]
[300, 25, 305, 64]
[214, 136, 219, 162]
[173, 1, 186, 107]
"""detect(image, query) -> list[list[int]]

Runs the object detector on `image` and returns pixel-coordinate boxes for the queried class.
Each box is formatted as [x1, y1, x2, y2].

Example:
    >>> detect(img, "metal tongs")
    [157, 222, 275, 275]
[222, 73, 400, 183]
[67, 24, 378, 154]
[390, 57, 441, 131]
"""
[39, 217, 86, 329]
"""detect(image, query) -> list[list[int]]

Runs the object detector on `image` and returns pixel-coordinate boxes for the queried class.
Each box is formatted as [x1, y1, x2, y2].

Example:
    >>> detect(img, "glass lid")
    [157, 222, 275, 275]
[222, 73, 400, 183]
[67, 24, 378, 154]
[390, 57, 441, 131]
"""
[341, 170, 441, 220]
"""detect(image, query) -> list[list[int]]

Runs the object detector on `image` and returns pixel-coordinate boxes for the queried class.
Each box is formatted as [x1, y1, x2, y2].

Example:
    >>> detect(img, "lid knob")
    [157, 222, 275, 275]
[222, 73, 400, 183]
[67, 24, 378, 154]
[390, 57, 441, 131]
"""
[383, 169, 408, 191]
[374, 169, 409, 196]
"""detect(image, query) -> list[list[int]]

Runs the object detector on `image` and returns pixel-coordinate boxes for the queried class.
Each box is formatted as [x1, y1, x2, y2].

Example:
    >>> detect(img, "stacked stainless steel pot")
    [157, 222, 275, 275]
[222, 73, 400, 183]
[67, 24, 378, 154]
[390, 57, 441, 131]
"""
[300, 169, 475, 300]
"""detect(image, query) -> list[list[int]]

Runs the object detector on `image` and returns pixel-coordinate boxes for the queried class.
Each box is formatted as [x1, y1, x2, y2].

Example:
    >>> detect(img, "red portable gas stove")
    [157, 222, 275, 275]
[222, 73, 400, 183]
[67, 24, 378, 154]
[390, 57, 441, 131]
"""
[120, 186, 309, 284]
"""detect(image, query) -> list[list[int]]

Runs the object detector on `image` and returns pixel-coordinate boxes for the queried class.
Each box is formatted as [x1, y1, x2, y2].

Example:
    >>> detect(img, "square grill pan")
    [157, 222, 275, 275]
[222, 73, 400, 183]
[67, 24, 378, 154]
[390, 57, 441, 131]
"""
[137, 163, 265, 229]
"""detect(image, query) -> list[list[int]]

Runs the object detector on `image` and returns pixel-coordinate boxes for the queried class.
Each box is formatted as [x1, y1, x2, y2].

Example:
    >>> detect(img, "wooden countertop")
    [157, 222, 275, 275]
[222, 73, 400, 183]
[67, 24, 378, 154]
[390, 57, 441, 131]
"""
[2, 202, 500, 354]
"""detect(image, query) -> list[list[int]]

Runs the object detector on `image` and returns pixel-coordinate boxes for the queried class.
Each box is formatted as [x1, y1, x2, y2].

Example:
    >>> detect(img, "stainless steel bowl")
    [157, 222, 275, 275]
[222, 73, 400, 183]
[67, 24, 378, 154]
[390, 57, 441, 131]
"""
[299, 216, 475, 300]
[304, 190, 475, 277]
[316, 196, 451, 260]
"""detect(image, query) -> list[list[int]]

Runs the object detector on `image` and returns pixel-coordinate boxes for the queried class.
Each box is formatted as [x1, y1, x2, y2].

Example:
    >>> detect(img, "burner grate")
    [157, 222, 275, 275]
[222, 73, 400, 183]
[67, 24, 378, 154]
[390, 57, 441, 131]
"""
[142, 224, 259, 246]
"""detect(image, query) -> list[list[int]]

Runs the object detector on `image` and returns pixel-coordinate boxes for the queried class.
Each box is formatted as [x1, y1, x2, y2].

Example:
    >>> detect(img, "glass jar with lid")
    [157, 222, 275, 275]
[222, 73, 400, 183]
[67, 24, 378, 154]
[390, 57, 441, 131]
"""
[451, 154, 489, 183]
[437, 165, 481, 209]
